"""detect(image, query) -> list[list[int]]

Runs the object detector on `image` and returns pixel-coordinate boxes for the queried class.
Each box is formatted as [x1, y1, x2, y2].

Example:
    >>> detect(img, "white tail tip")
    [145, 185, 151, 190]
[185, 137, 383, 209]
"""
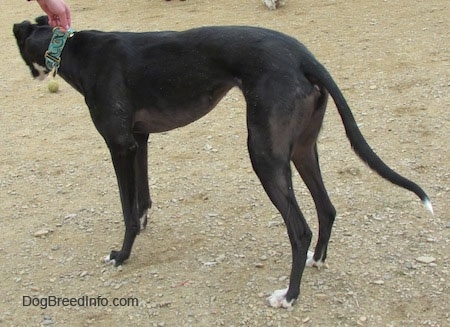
[423, 198, 434, 215]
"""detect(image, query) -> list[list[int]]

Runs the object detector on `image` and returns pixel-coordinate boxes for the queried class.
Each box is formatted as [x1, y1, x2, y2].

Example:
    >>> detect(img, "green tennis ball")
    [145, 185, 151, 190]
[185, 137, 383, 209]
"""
[48, 79, 59, 93]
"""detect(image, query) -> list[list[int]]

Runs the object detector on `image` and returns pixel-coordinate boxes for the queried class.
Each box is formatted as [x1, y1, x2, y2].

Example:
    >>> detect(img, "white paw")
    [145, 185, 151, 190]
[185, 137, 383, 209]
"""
[262, 0, 276, 10]
[267, 288, 295, 308]
[103, 254, 116, 266]
[306, 250, 327, 269]
[262, 0, 286, 10]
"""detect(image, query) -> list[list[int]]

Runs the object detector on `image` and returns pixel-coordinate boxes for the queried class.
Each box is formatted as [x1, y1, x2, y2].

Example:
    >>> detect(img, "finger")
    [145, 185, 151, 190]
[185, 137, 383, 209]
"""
[59, 15, 70, 31]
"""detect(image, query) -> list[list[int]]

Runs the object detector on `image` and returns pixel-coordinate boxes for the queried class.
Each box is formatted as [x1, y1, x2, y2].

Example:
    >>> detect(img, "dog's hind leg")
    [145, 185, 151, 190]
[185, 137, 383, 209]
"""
[293, 144, 336, 268]
[246, 104, 312, 308]
[292, 85, 336, 268]
[134, 132, 151, 231]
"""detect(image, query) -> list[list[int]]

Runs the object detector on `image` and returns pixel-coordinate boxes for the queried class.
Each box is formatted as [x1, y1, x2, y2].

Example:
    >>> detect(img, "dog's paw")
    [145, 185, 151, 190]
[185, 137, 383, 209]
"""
[267, 288, 295, 309]
[103, 254, 116, 266]
[102, 251, 125, 268]
[262, 0, 286, 10]
[305, 250, 328, 269]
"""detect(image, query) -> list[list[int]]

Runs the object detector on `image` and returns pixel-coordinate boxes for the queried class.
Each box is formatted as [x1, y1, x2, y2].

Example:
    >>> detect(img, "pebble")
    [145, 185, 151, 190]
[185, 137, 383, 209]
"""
[415, 256, 436, 264]
[405, 262, 417, 270]
[203, 261, 217, 267]
[34, 228, 53, 237]
[64, 213, 77, 220]
[267, 220, 282, 228]
[42, 316, 53, 325]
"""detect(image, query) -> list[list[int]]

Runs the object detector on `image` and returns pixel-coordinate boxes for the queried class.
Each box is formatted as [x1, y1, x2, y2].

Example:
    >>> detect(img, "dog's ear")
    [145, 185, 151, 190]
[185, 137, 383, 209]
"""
[35, 15, 49, 26]
[12, 20, 32, 44]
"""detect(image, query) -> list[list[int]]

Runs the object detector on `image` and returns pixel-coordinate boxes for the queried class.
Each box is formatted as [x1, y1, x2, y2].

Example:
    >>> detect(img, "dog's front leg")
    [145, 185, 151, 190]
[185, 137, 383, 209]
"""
[104, 136, 140, 266]
[134, 133, 151, 231]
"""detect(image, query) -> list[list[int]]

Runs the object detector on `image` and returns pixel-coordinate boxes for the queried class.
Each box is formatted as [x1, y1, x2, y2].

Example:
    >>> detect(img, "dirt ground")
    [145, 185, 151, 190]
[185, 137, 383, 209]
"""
[1, 0, 449, 326]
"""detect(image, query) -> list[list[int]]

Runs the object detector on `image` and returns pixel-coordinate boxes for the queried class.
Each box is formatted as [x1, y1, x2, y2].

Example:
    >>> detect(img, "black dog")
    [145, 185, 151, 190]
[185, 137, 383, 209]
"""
[13, 17, 432, 308]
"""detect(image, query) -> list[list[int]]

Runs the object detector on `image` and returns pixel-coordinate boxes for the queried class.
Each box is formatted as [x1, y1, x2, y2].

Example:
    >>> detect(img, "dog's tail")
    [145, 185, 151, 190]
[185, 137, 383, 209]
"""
[302, 58, 433, 214]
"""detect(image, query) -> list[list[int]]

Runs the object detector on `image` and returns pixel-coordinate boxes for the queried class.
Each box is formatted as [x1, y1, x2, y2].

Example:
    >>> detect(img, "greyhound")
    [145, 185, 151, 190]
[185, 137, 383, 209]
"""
[13, 16, 432, 308]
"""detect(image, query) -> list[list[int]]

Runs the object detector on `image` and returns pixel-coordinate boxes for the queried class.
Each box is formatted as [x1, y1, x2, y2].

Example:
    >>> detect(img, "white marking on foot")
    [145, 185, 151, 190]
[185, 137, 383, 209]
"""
[267, 288, 295, 308]
[306, 250, 327, 269]
[262, 0, 285, 10]
[140, 209, 148, 230]
[103, 254, 116, 266]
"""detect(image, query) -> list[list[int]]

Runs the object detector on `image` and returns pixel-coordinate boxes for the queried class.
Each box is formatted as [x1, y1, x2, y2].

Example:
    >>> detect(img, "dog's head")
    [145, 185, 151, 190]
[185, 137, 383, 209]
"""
[13, 16, 54, 80]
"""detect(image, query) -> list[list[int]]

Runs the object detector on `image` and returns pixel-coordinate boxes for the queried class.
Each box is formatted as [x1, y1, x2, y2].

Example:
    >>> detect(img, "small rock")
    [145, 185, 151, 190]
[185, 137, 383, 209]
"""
[42, 316, 53, 325]
[34, 229, 53, 237]
[415, 256, 436, 264]
[405, 262, 417, 270]
[64, 213, 77, 220]
[372, 279, 385, 285]
[267, 220, 282, 228]
[203, 261, 217, 267]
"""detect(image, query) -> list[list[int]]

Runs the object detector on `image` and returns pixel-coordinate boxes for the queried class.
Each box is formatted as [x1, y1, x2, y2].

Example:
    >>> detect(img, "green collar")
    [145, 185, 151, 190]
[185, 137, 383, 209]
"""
[45, 27, 75, 75]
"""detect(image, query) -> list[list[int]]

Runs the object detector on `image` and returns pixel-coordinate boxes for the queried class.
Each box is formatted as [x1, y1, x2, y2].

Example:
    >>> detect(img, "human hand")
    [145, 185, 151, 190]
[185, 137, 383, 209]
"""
[36, 0, 71, 31]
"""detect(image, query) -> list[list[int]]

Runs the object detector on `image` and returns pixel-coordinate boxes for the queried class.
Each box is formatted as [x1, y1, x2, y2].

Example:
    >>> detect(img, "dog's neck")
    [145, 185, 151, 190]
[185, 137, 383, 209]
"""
[45, 28, 75, 76]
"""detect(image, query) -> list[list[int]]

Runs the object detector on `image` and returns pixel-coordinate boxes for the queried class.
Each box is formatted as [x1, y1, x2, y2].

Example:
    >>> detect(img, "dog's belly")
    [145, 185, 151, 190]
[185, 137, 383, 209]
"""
[133, 88, 232, 133]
